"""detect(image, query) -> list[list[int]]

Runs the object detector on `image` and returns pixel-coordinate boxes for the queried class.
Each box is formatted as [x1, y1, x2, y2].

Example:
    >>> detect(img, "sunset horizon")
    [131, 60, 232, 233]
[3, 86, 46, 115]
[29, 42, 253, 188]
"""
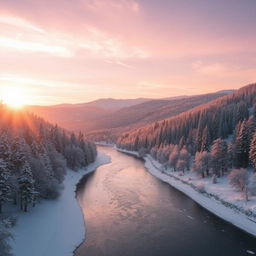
[1, 0, 256, 105]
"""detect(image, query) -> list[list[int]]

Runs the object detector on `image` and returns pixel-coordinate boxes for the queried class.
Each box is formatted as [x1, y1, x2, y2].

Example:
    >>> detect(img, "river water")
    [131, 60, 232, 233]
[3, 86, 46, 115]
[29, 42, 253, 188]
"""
[75, 146, 256, 256]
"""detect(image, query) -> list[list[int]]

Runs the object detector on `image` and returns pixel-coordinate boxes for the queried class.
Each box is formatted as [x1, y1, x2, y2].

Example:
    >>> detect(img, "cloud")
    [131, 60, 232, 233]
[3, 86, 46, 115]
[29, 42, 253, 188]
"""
[0, 74, 79, 88]
[0, 15, 45, 33]
[86, 0, 140, 13]
[0, 36, 73, 57]
[77, 26, 149, 59]
[192, 61, 238, 76]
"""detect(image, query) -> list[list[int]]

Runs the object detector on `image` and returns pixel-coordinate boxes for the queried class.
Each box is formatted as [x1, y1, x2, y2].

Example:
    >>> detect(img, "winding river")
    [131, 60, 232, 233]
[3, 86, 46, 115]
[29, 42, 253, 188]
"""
[75, 146, 256, 256]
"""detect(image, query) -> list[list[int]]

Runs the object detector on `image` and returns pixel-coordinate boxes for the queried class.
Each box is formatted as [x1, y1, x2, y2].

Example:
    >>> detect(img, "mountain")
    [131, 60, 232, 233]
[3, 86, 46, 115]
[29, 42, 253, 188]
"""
[25, 98, 152, 132]
[26, 91, 233, 142]
[117, 83, 256, 159]
[86, 90, 233, 141]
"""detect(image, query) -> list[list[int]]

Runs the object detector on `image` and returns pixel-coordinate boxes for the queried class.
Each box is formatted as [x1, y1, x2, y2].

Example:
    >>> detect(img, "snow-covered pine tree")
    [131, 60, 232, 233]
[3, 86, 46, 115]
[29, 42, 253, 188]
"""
[0, 133, 12, 168]
[0, 159, 11, 213]
[10, 137, 27, 174]
[194, 151, 211, 178]
[18, 162, 36, 212]
[248, 173, 256, 195]
[249, 131, 256, 172]
[234, 117, 255, 168]
[211, 138, 228, 177]
[0, 220, 12, 256]
[201, 126, 211, 152]
[168, 145, 179, 171]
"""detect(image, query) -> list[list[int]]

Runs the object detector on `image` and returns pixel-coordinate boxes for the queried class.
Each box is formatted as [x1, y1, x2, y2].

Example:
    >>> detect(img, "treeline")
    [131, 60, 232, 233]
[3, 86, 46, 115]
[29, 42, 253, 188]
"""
[0, 104, 97, 214]
[117, 84, 256, 198]
[117, 84, 256, 154]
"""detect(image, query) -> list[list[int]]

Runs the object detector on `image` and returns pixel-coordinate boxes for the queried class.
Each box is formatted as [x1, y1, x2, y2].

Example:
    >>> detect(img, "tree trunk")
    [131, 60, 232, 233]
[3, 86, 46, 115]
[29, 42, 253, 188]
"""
[245, 187, 249, 202]
[24, 198, 28, 212]
[20, 197, 23, 211]
[13, 194, 17, 205]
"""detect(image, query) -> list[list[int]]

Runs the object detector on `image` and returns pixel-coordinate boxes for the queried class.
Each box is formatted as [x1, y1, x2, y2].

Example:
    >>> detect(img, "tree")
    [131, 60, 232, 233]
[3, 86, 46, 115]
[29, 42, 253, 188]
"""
[18, 162, 36, 212]
[201, 126, 211, 152]
[211, 138, 228, 177]
[249, 131, 256, 172]
[248, 173, 256, 196]
[177, 159, 186, 174]
[168, 146, 179, 171]
[228, 169, 249, 201]
[194, 151, 211, 178]
[234, 117, 255, 168]
[0, 159, 11, 213]
[0, 220, 12, 256]
[10, 137, 27, 174]
[0, 133, 11, 168]
[179, 147, 191, 171]
[227, 143, 234, 170]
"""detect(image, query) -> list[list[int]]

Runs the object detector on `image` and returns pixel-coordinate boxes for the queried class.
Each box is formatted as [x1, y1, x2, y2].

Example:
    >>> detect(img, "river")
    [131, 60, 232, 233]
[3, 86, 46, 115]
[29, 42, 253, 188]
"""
[75, 146, 256, 256]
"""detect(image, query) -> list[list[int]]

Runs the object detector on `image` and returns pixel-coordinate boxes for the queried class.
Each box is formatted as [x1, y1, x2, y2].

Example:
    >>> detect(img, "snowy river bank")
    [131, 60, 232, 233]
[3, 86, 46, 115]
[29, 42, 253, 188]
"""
[117, 147, 256, 239]
[10, 152, 111, 256]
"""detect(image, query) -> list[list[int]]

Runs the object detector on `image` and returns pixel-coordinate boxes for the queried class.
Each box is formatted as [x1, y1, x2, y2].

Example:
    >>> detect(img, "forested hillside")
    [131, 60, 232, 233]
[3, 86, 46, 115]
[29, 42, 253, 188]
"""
[87, 91, 232, 142]
[117, 84, 256, 198]
[25, 98, 152, 133]
[0, 104, 97, 255]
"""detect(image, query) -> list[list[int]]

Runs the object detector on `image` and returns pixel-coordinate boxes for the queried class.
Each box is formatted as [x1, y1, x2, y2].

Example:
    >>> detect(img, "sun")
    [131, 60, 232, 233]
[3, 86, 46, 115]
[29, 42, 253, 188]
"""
[2, 87, 26, 108]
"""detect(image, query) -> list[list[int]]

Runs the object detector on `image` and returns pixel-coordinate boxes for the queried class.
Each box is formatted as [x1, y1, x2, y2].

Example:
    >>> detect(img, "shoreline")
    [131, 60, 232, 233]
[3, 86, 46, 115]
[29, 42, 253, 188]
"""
[116, 147, 256, 238]
[10, 152, 111, 256]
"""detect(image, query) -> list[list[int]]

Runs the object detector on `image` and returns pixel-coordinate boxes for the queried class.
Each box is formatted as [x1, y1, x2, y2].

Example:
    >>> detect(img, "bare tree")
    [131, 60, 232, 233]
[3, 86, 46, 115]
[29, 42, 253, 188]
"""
[228, 169, 249, 201]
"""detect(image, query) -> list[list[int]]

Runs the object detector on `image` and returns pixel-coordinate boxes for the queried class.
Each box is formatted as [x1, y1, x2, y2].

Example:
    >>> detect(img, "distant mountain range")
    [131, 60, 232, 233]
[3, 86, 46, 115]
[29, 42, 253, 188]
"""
[26, 90, 235, 142]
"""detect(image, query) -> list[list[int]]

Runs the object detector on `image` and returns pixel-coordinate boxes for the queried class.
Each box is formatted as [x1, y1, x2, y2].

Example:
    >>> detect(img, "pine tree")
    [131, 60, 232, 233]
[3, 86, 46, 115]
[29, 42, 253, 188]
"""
[0, 133, 11, 167]
[211, 138, 228, 177]
[201, 126, 211, 152]
[11, 137, 27, 173]
[168, 145, 179, 171]
[249, 131, 256, 172]
[0, 159, 11, 213]
[179, 147, 191, 170]
[18, 162, 36, 212]
[234, 117, 255, 168]
[0, 220, 12, 256]
[194, 151, 211, 178]
[249, 173, 256, 195]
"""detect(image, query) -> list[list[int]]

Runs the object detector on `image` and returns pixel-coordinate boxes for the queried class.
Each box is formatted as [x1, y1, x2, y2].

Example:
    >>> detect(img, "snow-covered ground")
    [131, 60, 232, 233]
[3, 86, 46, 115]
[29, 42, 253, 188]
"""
[10, 152, 111, 256]
[117, 148, 256, 237]
[95, 141, 115, 147]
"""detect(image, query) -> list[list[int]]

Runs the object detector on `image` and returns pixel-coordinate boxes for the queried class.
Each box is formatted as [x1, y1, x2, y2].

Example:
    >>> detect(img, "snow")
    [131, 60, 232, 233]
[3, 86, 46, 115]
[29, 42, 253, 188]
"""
[95, 141, 115, 147]
[10, 152, 111, 256]
[117, 148, 256, 237]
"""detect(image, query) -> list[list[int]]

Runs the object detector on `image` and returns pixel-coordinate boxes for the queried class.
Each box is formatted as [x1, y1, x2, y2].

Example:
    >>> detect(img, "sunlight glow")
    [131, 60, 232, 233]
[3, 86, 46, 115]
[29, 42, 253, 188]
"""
[2, 87, 26, 108]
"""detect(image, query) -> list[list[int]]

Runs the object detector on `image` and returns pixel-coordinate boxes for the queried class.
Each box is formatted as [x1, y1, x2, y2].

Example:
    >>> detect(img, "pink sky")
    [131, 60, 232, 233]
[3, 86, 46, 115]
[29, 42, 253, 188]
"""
[0, 0, 255, 105]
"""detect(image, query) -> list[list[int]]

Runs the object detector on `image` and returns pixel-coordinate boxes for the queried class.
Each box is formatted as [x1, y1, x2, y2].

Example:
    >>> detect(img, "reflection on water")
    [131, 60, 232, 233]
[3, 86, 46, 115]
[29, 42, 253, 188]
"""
[75, 146, 256, 256]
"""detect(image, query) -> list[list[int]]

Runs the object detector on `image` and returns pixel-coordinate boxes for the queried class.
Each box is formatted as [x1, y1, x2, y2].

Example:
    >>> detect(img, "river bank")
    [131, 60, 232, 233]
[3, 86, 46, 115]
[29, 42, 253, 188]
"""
[10, 152, 111, 256]
[116, 147, 256, 239]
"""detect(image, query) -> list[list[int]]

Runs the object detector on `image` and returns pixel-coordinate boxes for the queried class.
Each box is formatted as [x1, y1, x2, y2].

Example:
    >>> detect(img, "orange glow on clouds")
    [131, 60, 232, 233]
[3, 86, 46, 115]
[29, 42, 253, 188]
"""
[0, 0, 255, 105]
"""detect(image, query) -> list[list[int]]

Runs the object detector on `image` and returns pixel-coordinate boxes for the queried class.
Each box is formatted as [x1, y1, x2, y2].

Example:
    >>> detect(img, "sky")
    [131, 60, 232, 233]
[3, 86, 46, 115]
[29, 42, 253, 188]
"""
[0, 0, 256, 105]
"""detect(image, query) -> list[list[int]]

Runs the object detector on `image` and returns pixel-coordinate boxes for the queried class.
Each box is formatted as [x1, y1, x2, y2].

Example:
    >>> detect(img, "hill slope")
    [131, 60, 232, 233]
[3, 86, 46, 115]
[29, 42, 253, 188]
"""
[117, 83, 256, 157]
[87, 91, 233, 141]
[27, 91, 233, 142]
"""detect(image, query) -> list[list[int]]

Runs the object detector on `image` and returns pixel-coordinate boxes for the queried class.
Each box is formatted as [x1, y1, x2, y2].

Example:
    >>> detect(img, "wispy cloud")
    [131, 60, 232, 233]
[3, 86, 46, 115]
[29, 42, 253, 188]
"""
[0, 37, 73, 57]
[0, 15, 44, 33]
[86, 0, 140, 14]
[78, 27, 149, 59]
[0, 74, 80, 88]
